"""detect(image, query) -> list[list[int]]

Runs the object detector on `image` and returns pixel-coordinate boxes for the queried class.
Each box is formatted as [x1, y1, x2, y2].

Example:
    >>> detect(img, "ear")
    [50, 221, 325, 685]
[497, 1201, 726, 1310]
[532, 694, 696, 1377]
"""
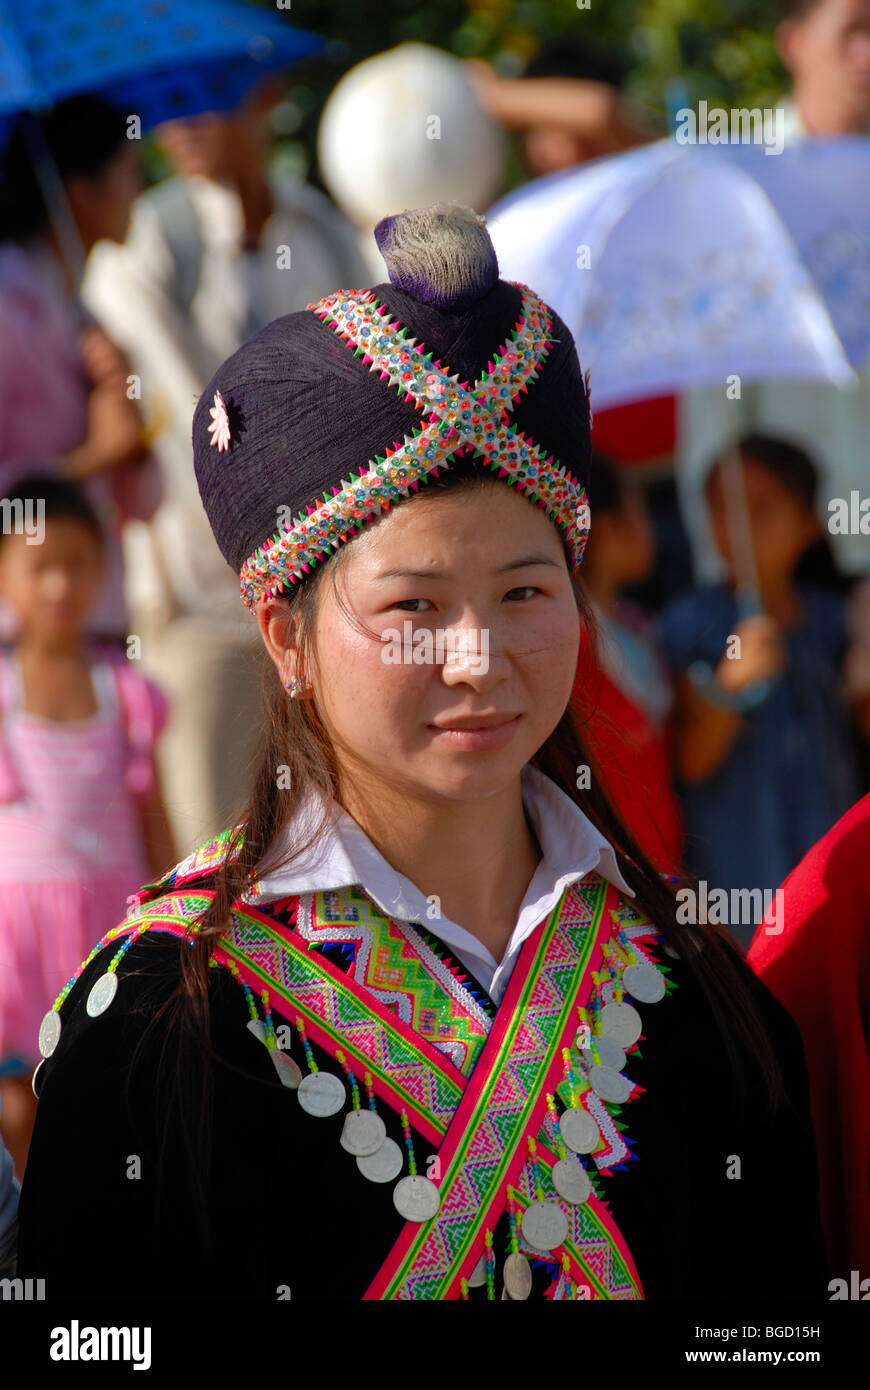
[774, 18, 799, 76]
[255, 595, 302, 687]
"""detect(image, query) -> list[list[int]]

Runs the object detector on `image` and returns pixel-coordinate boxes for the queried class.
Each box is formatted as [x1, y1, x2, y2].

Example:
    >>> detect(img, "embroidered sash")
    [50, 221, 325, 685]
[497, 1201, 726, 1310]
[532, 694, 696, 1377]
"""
[113, 867, 664, 1299]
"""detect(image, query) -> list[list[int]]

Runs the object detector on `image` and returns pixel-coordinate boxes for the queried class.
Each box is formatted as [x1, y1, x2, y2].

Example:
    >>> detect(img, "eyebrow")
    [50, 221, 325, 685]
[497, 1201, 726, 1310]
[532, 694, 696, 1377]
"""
[373, 555, 561, 582]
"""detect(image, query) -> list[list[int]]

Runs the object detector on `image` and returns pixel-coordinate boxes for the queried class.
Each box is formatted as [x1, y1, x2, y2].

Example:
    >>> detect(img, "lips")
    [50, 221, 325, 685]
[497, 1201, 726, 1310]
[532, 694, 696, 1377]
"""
[429, 714, 520, 730]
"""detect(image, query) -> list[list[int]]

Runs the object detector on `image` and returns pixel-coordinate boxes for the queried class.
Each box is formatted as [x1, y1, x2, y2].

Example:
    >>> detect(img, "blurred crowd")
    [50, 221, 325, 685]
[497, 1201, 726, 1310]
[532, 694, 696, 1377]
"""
[0, 0, 869, 1226]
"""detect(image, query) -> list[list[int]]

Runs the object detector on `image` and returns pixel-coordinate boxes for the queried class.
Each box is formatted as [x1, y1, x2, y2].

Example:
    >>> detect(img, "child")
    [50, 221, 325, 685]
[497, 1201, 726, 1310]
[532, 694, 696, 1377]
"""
[0, 475, 174, 1176]
[572, 452, 683, 875]
[18, 208, 825, 1303]
[660, 434, 861, 947]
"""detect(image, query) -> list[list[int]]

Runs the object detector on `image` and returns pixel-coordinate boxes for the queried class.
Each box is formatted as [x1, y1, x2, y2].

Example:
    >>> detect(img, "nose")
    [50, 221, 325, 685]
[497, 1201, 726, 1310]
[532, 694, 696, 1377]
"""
[41, 569, 70, 601]
[439, 620, 510, 690]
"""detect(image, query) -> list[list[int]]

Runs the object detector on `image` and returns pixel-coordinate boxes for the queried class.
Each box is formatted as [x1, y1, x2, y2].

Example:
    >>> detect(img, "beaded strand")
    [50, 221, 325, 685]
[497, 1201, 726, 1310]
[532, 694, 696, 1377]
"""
[484, 1230, 495, 1301]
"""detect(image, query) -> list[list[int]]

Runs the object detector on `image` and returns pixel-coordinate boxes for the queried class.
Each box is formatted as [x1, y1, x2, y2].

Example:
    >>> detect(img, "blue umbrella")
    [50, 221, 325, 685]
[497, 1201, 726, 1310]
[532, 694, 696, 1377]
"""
[0, 0, 322, 138]
[0, 0, 322, 284]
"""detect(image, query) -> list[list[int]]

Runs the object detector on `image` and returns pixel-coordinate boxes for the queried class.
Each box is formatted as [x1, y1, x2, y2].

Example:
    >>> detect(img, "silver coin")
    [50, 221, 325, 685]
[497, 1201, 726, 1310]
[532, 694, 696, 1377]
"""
[599, 1000, 642, 1047]
[86, 971, 118, 1018]
[501, 1287, 510, 1299]
[520, 1199, 569, 1252]
[38, 1009, 61, 1058]
[589, 1063, 632, 1104]
[269, 1049, 303, 1089]
[340, 1108, 387, 1156]
[622, 962, 666, 1004]
[468, 1252, 487, 1288]
[245, 1021, 302, 1089]
[552, 1156, 592, 1205]
[356, 1137, 404, 1184]
[503, 1251, 532, 1300]
[581, 1034, 626, 1071]
[297, 1069, 346, 1117]
[393, 1174, 441, 1222]
[559, 1105, 600, 1155]
[31, 1059, 44, 1098]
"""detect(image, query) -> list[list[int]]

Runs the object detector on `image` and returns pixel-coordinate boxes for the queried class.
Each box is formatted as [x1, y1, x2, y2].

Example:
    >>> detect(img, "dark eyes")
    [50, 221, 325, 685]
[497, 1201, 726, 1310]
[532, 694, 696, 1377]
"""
[391, 588, 539, 613]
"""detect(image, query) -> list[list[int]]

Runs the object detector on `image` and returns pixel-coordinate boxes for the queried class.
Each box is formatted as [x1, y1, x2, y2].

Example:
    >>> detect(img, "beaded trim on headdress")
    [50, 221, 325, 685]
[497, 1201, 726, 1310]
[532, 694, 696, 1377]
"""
[237, 281, 591, 611]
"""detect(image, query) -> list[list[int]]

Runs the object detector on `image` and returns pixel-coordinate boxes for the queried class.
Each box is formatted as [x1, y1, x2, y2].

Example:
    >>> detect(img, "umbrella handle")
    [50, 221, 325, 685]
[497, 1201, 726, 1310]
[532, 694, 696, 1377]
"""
[16, 110, 88, 292]
[720, 443, 765, 617]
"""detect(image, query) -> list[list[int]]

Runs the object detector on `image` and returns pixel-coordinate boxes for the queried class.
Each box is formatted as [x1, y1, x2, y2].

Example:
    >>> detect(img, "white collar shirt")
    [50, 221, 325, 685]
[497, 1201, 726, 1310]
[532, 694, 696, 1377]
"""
[243, 764, 635, 1006]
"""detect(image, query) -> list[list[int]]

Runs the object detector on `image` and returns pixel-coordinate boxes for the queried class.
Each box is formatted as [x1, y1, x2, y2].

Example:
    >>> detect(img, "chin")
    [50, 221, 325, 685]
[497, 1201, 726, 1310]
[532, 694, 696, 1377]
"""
[416, 753, 536, 804]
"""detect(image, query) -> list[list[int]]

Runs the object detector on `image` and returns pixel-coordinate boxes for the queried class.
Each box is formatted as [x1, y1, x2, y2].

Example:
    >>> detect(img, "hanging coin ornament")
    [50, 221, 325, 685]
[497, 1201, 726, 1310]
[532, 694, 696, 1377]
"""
[246, 1017, 303, 1088]
[84, 926, 150, 1019]
[86, 970, 118, 1017]
[38, 1009, 61, 1059]
[503, 1250, 533, 1300]
[357, 1137, 404, 1183]
[341, 1107, 387, 1157]
[599, 999, 642, 1047]
[559, 1105, 600, 1155]
[521, 1199, 569, 1253]
[392, 1110, 441, 1220]
[588, 1063, 632, 1104]
[294, 1014, 346, 1115]
[270, 1049, 303, 1089]
[35, 921, 151, 1060]
[543, 1090, 594, 1210]
[297, 1068, 346, 1117]
[581, 1033, 626, 1072]
[336, 1064, 393, 1165]
[552, 1156, 592, 1205]
[521, 1136, 569, 1252]
[394, 1173, 441, 1222]
[502, 1193, 532, 1300]
[622, 961, 665, 1004]
[468, 1252, 487, 1288]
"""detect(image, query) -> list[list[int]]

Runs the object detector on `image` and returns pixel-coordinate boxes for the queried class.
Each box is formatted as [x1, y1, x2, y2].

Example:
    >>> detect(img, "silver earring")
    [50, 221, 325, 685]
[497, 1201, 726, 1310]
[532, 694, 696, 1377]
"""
[284, 675, 311, 699]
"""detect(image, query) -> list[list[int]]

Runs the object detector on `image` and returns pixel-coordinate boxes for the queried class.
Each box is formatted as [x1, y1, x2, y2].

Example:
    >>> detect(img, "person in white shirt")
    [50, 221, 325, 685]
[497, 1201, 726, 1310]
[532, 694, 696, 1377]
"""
[82, 74, 368, 855]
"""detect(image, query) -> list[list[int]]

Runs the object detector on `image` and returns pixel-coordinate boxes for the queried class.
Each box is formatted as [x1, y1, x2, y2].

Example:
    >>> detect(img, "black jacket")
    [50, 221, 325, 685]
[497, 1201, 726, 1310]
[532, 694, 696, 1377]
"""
[17, 888, 828, 1302]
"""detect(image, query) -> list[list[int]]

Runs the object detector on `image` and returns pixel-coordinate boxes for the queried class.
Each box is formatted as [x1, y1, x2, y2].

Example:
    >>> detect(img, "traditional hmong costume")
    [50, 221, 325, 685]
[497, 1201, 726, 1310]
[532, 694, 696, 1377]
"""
[17, 205, 827, 1301]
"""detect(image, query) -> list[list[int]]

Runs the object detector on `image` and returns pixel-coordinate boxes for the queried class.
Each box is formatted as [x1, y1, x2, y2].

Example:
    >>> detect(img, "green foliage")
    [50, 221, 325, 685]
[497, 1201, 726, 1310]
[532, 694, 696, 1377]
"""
[142, 0, 792, 188]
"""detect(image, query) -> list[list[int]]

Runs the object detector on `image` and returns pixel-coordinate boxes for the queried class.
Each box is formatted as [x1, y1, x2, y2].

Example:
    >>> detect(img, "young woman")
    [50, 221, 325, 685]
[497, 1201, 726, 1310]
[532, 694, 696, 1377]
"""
[17, 205, 826, 1302]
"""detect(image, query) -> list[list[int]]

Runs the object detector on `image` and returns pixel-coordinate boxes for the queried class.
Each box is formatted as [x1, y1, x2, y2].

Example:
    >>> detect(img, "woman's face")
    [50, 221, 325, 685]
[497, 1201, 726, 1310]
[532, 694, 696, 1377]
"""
[708, 456, 820, 585]
[267, 483, 581, 809]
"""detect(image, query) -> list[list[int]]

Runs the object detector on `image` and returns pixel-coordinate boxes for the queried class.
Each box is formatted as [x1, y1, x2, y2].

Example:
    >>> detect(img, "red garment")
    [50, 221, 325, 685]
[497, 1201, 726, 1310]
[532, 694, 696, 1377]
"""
[748, 793, 870, 1279]
[571, 624, 684, 877]
[590, 394, 676, 466]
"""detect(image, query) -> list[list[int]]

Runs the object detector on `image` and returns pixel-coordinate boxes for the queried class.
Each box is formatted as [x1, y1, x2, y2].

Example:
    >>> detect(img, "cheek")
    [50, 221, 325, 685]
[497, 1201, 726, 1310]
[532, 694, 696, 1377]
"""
[312, 611, 424, 733]
[513, 599, 581, 695]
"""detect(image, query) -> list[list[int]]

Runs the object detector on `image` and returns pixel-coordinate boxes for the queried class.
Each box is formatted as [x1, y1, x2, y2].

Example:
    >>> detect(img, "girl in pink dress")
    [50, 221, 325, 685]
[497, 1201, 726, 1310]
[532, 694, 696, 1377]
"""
[0, 474, 175, 1174]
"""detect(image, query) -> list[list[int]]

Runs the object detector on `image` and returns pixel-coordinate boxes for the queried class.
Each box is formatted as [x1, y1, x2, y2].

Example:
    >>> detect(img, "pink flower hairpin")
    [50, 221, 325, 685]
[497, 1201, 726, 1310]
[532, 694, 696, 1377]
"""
[208, 389, 232, 451]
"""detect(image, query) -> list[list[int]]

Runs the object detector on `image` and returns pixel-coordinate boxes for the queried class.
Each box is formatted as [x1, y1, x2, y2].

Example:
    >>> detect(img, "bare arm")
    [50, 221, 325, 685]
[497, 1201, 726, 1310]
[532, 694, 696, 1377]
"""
[671, 669, 745, 783]
[465, 62, 659, 151]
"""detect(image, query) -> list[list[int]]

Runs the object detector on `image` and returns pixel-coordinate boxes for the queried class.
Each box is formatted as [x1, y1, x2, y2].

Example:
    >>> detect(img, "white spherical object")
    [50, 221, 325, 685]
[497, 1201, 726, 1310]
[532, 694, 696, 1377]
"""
[318, 43, 506, 232]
